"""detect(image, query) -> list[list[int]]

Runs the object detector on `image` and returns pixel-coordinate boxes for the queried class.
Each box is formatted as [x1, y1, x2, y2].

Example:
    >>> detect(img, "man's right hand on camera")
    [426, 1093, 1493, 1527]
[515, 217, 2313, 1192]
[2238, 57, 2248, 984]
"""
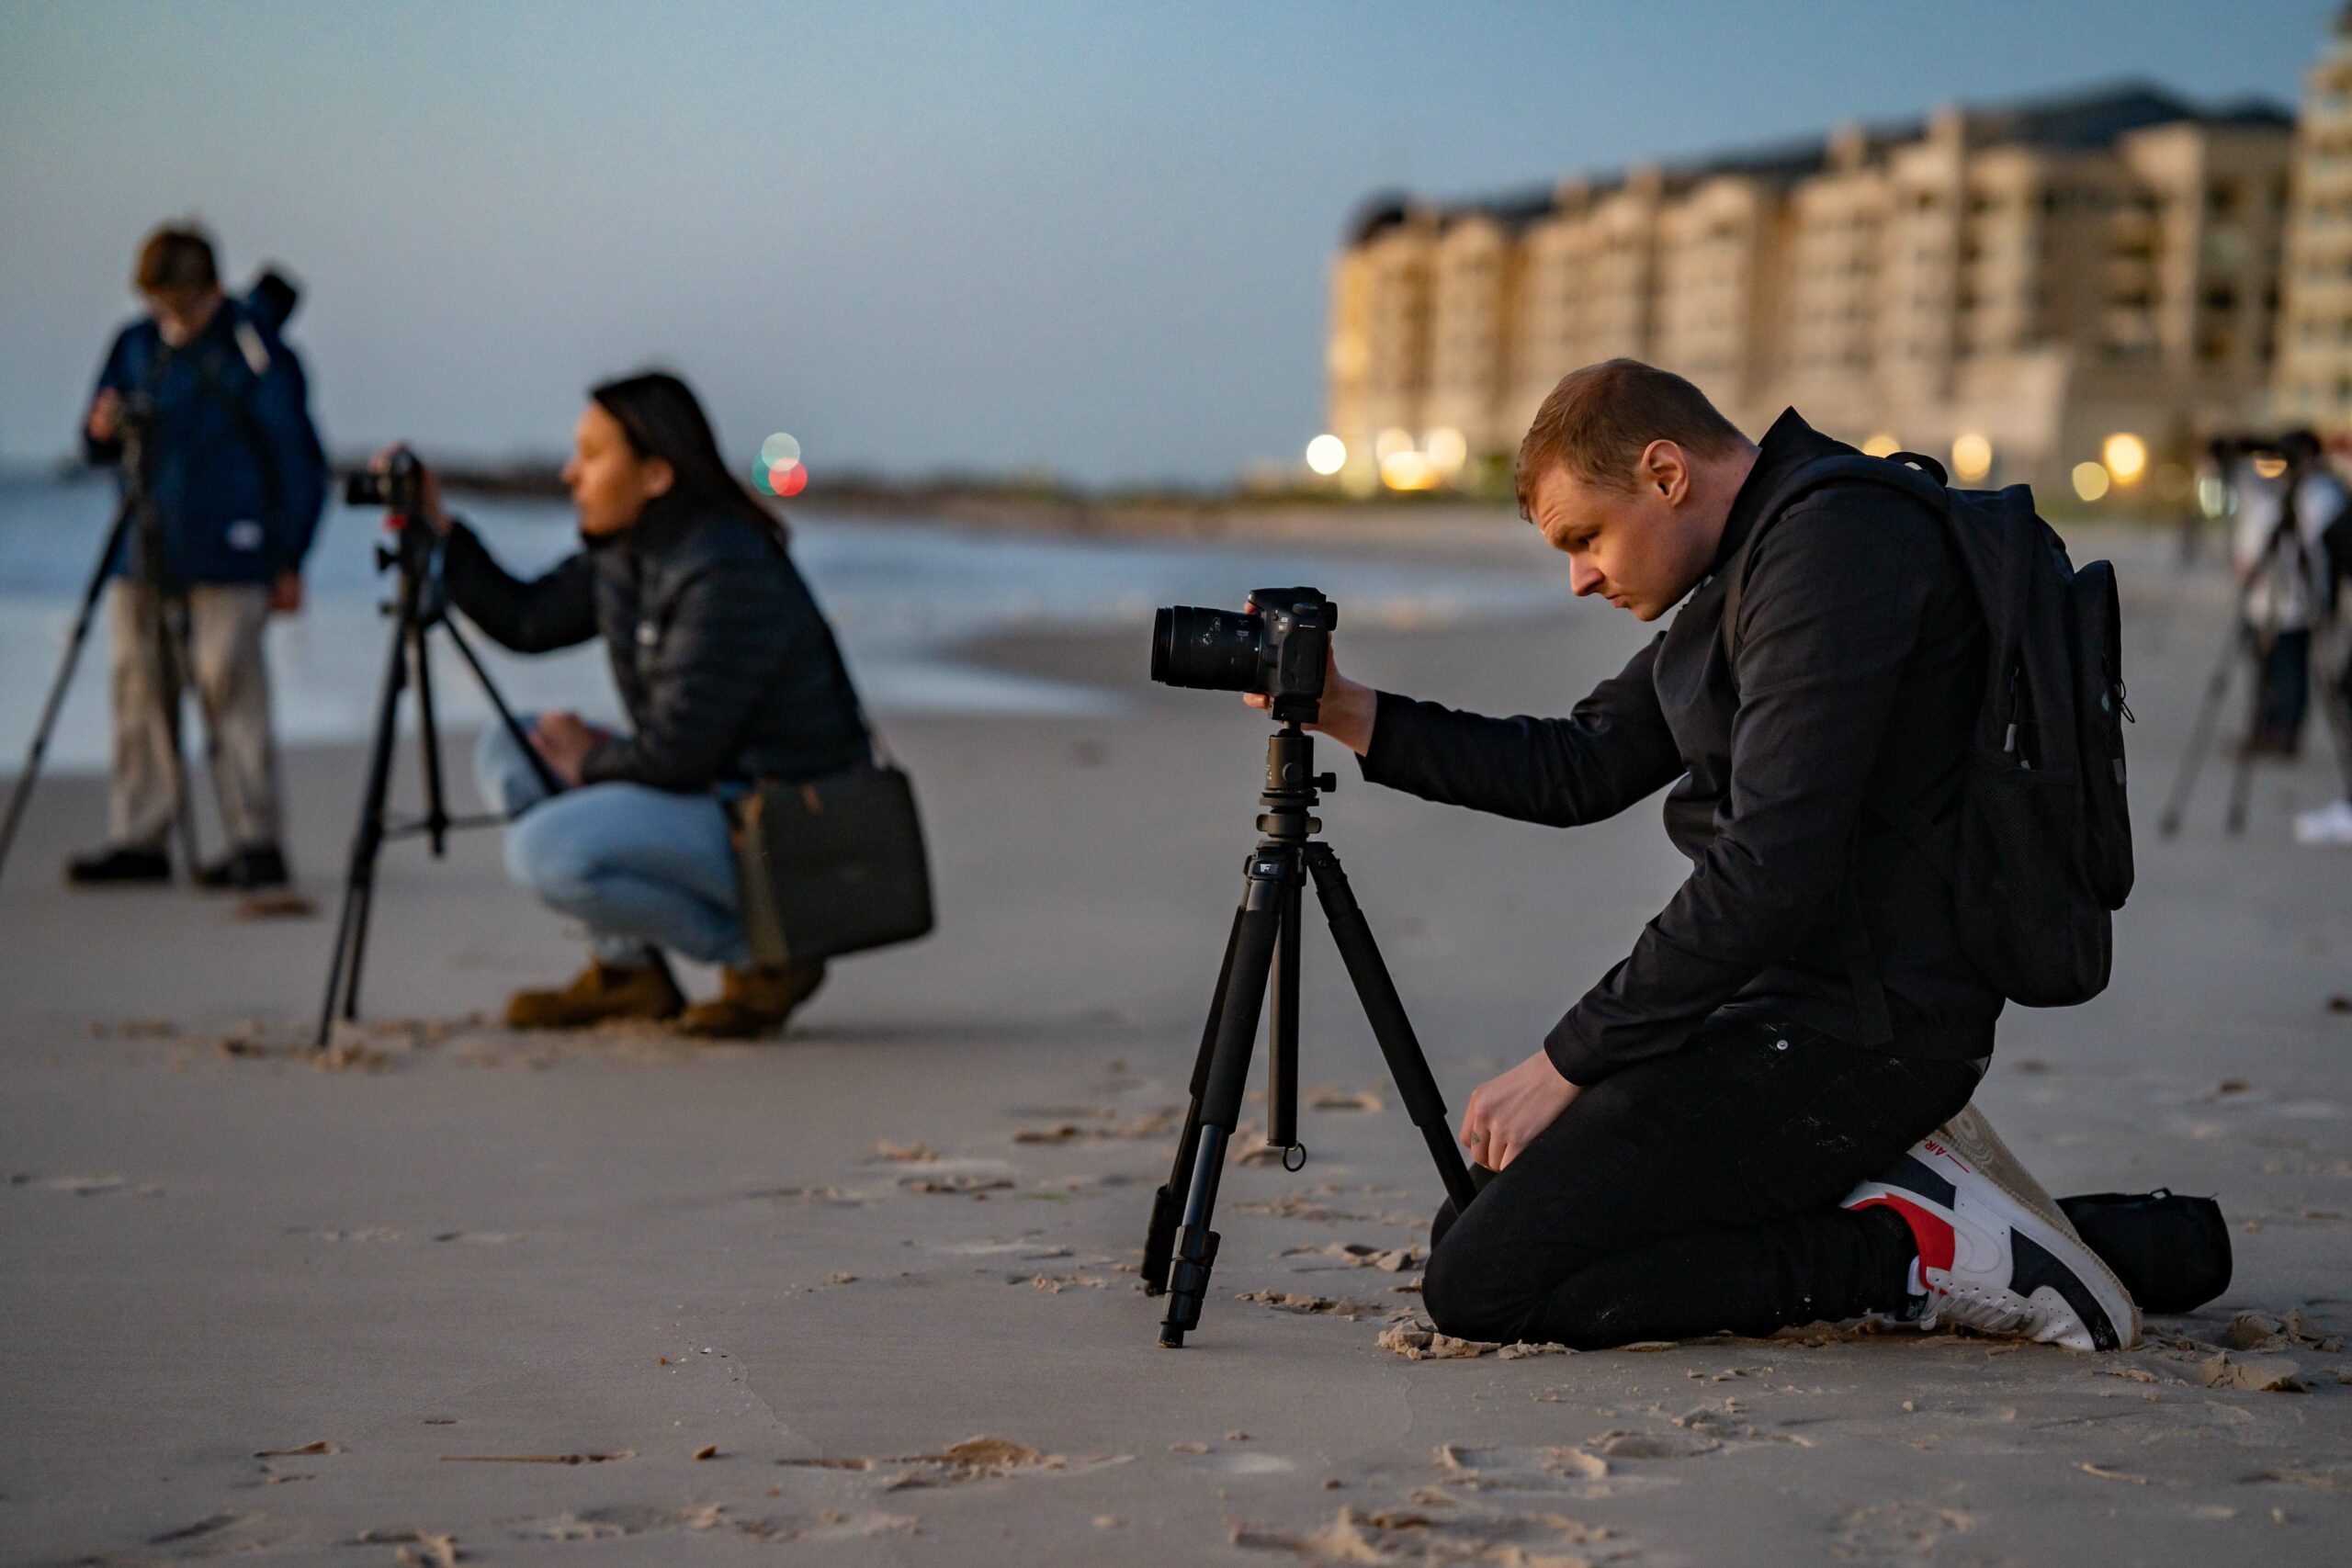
[368, 444, 452, 535]
[1243, 642, 1377, 755]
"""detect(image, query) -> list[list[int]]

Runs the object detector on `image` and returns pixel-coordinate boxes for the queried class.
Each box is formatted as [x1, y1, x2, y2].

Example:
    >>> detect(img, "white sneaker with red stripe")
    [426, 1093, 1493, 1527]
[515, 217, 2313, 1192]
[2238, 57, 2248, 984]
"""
[1845, 1105, 2139, 1351]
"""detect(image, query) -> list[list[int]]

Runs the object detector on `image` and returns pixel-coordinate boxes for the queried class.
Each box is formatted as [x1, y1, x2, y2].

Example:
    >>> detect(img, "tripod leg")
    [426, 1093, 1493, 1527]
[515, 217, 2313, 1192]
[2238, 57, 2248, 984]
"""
[412, 623, 451, 854]
[315, 601, 413, 1045]
[2226, 742, 2256, 836]
[439, 615, 560, 798]
[1144, 906, 1244, 1296]
[2157, 626, 2240, 839]
[0, 500, 138, 888]
[1267, 874, 1302, 1156]
[1304, 843, 1477, 1213]
[1159, 851, 1287, 1348]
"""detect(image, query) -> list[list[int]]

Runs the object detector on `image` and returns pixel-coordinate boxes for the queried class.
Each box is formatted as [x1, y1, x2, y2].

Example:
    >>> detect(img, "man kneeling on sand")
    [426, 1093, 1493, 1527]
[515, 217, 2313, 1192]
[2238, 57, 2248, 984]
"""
[1271, 361, 2137, 1352]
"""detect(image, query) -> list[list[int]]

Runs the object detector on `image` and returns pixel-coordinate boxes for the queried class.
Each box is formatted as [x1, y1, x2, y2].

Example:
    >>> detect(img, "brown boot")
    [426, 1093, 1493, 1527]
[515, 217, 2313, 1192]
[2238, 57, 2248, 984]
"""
[675, 962, 827, 1040]
[505, 956, 685, 1030]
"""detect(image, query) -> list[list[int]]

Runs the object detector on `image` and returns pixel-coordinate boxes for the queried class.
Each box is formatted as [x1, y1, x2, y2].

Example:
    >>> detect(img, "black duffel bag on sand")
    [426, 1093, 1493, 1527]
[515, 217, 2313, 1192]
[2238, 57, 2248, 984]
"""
[2058, 1190, 2232, 1315]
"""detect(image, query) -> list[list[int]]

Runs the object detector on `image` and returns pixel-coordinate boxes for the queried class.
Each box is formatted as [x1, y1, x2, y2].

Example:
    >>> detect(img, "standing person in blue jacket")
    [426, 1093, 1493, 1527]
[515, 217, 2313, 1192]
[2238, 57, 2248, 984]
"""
[68, 224, 327, 891]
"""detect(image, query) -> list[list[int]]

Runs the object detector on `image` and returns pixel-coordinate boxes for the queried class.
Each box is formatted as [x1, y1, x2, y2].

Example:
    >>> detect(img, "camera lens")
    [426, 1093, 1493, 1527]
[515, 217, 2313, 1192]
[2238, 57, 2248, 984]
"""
[1151, 604, 1263, 692]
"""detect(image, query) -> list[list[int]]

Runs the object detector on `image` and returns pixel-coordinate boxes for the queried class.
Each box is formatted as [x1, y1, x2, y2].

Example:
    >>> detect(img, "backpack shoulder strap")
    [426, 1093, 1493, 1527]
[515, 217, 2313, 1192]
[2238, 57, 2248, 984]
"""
[1720, 451, 1950, 662]
[1715, 448, 1951, 1050]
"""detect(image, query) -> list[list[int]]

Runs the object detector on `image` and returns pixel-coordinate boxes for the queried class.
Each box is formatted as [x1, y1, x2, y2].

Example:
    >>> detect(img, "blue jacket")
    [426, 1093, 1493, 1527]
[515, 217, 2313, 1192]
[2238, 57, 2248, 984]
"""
[85, 293, 327, 585]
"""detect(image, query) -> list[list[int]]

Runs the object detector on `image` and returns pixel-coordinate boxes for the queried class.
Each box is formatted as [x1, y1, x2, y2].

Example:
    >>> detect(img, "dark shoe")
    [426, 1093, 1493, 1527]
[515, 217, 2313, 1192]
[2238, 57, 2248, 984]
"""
[196, 844, 290, 892]
[676, 962, 827, 1040]
[506, 955, 685, 1030]
[64, 845, 171, 886]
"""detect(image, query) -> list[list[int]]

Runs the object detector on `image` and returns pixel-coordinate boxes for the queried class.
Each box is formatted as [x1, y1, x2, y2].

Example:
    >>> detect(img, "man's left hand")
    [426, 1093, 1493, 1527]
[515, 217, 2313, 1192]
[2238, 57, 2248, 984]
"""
[1460, 1049, 1582, 1170]
[268, 570, 303, 615]
[530, 710, 612, 788]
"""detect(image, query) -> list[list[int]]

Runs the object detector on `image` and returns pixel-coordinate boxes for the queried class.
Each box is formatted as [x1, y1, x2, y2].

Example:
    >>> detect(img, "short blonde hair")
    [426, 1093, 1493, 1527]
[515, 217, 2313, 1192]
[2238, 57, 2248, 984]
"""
[1514, 358, 1746, 516]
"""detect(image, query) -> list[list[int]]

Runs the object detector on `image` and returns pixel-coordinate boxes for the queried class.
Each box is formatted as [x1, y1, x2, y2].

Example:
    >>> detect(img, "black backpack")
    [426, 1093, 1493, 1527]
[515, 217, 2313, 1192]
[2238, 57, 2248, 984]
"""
[1727, 451, 2134, 1009]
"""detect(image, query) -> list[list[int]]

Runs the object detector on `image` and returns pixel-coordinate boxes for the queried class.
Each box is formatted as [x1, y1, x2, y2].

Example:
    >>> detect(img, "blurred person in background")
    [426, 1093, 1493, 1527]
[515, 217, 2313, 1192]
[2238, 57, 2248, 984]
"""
[2230, 430, 2341, 761]
[2296, 434, 2352, 847]
[381, 372, 867, 1038]
[67, 224, 326, 891]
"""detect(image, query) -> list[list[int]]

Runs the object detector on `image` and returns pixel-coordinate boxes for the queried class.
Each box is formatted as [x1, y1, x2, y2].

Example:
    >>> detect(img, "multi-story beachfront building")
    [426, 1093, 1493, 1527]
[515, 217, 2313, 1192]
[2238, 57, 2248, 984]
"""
[1325, 83, 2293, 499]
[2279, 6, 2352, 433]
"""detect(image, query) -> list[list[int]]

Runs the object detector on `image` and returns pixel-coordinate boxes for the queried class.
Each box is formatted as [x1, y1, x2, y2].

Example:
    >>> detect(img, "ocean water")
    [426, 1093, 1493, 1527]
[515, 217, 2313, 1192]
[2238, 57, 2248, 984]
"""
[0, 474, 1564, 774]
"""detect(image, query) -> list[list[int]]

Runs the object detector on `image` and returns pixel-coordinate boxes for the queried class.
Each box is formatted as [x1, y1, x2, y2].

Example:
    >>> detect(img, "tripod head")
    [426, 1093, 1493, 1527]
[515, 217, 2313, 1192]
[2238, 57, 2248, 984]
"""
[1257, 720, 1339, 844]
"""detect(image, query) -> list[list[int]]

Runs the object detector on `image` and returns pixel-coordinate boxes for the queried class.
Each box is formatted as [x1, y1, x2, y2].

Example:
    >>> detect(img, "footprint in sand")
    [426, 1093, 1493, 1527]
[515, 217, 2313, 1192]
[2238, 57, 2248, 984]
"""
[9, 1172, 164, 1198]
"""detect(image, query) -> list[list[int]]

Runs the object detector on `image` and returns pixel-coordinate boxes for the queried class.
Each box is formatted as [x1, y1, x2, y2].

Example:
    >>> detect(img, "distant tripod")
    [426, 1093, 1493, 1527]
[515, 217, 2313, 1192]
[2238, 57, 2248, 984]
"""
[2158, 497, 2317, 838]
[313, 513, 554, 1045]
[1141, 721, 1477, 1348]
[0, 401, 209, 888]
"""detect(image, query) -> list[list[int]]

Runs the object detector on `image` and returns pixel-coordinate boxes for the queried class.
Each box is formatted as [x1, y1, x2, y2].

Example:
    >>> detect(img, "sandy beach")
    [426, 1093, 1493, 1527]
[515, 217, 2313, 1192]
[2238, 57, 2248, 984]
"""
[6, 519, 2352, 1565]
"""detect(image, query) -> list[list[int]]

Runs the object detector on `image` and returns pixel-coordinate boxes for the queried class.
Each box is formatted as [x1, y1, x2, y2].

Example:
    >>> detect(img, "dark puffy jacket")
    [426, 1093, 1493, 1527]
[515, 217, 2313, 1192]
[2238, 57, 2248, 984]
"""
[85, 294, 328, 584]
[442, 495, 868, 792]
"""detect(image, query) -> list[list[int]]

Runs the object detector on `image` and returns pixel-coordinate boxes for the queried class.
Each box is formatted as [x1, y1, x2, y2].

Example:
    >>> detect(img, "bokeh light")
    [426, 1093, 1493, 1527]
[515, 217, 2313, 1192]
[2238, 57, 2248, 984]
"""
[1860, 433, 1900, 457]
[1426, 426, 1468, 472]
[771, 460, 808, 498]
[750, 459, 776, 495]
[2072, 461, 2111, 502]
[1951, 432, 1993, 483]
[2252, 454, 2290, 479]
[759, 432, 801, 468]
[2101, 433, 2147, 485]
[1374, 427, 1414, 462]
[1379, 449, 1435, 491]
[1306, 434, 1347, 476]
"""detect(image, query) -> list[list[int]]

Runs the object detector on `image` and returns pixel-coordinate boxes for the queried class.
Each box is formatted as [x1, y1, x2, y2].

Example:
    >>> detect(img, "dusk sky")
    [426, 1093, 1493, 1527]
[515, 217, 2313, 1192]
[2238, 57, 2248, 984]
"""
[0, 1, 2328, 486]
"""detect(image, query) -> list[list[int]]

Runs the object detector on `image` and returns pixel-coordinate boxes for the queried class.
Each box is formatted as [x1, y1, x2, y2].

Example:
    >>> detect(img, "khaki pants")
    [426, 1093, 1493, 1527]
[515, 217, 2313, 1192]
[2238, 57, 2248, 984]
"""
[108, 580, 282, 852]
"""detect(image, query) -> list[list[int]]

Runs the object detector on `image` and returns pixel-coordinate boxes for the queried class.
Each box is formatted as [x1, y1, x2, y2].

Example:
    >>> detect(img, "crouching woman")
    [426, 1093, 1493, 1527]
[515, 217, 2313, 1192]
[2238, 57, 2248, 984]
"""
[384, 371, 867, 1036]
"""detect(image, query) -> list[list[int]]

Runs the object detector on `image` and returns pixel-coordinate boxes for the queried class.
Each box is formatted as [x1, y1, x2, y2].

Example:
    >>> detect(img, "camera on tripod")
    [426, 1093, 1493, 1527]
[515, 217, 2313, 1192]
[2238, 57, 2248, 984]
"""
[1136, 581, 1475, 1348]
[1150, 586, 1335, 724]
[344, 448, 425, 514]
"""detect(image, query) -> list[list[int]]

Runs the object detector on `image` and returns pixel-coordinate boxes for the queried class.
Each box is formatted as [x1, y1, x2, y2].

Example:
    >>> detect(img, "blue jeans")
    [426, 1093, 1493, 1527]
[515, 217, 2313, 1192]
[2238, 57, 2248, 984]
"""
[474, 718, 748, 968]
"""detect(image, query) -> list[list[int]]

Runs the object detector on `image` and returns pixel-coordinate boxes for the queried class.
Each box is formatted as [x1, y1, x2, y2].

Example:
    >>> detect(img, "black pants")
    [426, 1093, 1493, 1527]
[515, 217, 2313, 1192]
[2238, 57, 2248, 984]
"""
[2249, 626, 2312, 752]
[1421, 1011, 1980, 1349]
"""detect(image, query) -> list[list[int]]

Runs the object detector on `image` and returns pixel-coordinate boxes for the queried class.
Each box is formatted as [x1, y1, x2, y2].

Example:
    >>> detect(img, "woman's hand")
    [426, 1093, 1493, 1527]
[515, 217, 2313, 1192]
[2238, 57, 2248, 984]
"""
[529, 710, 613, 788]
[1241, 641, 1378, 756]
[368, 444, 452, 536]
[1459, 1049, 1582, 1171]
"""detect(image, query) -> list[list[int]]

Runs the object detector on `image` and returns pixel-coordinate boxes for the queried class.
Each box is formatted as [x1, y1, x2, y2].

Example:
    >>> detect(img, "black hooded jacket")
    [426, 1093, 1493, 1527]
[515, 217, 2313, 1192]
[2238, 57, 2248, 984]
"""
[1361, 410, 2000, 1085]
[443, 496, 867, 792]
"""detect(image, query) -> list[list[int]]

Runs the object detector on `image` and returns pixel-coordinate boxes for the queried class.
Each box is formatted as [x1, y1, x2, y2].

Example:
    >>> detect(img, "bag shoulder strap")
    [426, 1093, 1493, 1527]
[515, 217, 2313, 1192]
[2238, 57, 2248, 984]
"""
[1720, 451, 1950, 663]
[184, 327, 286, 517]
[1715, 449, 1951, 1049]
[753, 519, 892, 772]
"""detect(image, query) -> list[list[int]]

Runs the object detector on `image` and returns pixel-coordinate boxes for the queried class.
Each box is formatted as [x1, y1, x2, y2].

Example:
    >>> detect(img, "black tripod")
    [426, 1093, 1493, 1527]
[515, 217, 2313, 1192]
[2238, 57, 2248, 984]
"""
[1141, 721, 1477, 1347]
[313, 518, 553, 1045]
[2157, 501, 2309, 839]
[0, 404, 209, 889]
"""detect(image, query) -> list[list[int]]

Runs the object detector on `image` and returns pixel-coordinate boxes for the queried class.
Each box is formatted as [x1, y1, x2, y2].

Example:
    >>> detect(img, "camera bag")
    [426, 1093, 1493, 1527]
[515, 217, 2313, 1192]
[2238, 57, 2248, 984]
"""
[2057, 1189, 2232, 1314]
[729, 633, 934, 967]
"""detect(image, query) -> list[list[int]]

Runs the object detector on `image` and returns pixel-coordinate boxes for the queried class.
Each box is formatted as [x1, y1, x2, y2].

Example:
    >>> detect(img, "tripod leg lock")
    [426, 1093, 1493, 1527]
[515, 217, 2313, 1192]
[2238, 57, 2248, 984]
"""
[1158, 1224, 1221, 1344]
[1141, 1183, 1182, 1296]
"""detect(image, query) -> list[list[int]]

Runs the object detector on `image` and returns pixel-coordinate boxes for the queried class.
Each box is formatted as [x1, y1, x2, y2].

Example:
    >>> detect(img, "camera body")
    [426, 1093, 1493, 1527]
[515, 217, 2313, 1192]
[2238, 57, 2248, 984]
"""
[345, 449, 424, 515]
[1150, 586, 1336, 724]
